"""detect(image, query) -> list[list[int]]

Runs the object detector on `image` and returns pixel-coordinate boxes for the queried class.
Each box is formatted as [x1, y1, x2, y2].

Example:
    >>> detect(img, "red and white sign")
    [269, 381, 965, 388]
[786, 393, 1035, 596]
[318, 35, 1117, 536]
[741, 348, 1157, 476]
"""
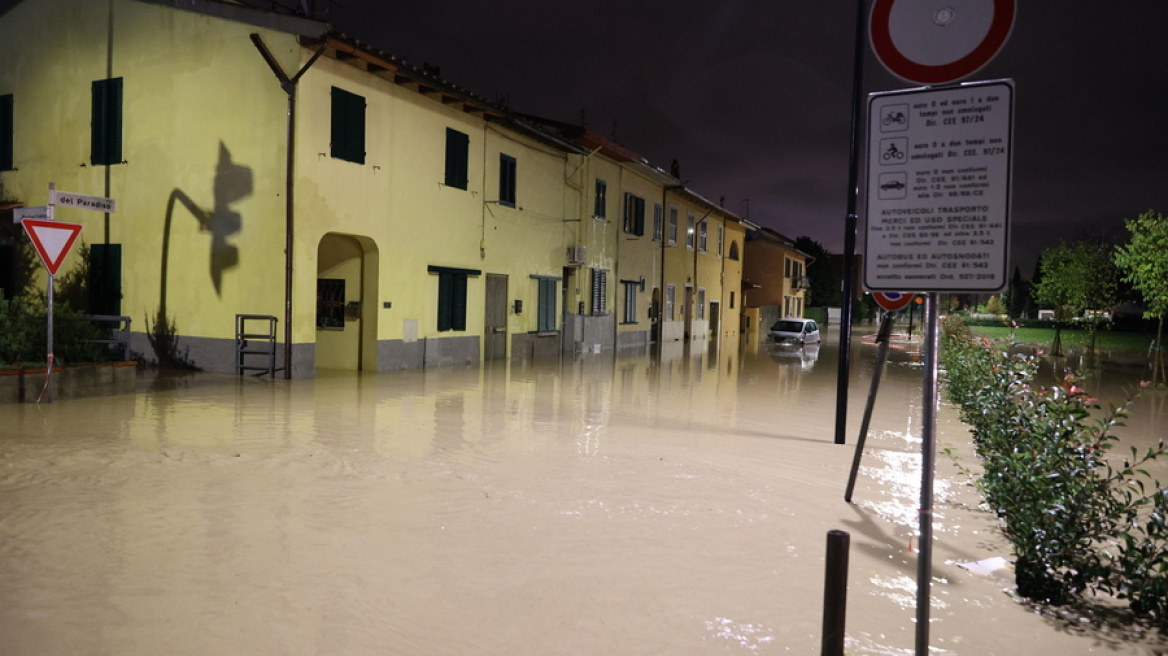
[870, 0, 1016, 85]
[873, 292, 916, 311]
[21, 219, 83, 276]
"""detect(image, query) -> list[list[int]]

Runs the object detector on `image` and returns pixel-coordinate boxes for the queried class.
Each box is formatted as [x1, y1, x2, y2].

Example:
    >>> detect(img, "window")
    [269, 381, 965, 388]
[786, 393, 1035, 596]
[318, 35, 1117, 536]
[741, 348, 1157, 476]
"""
[652, 203, 663, 242]
[430, 265, 480, 331]
[623, 193, 645, 236]
[499, 153, 517, 206]
[730, 291, 735, 309]
[697, 288, 706, 320]
[593, 179, 607, 219]
[91, 78, 123, 165]
[728, 241, 739, 260]
[0, 94, 12, 171]
[330, 86, 366, 164]
[532, 276, 558, 331]
[784, 258, 792, 278]
[590, 268, 607, 315]
[317, 278, 346, 329]
[686, 213, 695, 250]
[698, 221, 708, 253]
[445, 128, 469, 189]
[665, 284, 676, 320]
[622, 280, 639, 323]
[668, 206, 678, 244]
[716, 225, 724, 258]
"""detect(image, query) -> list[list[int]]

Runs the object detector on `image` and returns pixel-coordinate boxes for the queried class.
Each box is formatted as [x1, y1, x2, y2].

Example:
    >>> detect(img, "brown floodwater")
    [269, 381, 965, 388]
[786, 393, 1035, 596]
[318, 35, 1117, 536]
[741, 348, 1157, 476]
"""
[1, 325, 1165, 655]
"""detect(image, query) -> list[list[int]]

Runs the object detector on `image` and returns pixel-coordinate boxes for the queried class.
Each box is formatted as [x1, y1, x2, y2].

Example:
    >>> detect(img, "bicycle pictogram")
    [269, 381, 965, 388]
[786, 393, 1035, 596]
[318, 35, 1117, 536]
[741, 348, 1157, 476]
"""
[883, 111, 906, 126]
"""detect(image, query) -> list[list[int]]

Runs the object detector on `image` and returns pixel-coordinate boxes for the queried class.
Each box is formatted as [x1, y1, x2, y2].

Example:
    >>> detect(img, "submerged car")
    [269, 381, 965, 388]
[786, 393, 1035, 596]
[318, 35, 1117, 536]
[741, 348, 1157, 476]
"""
[768, 318, 821, 345]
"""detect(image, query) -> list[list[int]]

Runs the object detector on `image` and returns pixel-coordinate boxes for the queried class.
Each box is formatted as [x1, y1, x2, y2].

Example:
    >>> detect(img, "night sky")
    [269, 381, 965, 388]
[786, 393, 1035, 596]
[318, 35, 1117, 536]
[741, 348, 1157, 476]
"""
[321, 1, 1168, 278]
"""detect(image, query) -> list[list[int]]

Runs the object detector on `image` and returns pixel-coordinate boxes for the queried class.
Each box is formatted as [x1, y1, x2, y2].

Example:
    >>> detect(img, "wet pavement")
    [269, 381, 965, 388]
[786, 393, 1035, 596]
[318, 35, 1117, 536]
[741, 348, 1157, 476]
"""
[1, 326, 1165, 655]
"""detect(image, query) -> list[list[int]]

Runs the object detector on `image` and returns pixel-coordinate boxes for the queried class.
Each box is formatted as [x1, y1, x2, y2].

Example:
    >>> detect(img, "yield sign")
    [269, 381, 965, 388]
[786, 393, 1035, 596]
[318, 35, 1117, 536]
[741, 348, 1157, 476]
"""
[22, 219, 83, 276]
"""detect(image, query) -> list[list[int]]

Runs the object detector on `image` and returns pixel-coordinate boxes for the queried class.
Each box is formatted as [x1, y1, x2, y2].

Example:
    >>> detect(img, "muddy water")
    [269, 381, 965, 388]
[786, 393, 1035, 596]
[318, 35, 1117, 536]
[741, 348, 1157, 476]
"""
[1, 328, 1165, 655]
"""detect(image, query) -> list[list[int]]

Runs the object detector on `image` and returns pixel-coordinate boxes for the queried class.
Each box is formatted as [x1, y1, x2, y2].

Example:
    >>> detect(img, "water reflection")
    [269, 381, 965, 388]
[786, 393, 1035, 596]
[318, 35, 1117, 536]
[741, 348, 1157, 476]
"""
[1, 328, 1164, 655]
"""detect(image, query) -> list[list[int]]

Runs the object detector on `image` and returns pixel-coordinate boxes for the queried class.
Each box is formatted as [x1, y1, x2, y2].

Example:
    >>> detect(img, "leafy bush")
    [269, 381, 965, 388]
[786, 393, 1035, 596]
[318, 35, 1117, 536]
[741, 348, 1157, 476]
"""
[0, 292, 36, 363]
[0, 292, 106, 365]
[941, 315, 1168, 620]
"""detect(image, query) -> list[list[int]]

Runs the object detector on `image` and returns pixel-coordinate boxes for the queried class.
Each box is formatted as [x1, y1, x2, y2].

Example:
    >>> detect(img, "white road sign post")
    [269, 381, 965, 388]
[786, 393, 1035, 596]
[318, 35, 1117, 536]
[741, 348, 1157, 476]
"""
[865, 79, 1014, 292]
[863, 78, 1013, 656]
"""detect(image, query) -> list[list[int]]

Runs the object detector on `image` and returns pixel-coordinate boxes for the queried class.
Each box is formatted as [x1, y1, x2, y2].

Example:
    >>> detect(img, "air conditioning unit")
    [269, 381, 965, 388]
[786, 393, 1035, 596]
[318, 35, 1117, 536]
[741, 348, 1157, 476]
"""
[567, 245, 586, 266]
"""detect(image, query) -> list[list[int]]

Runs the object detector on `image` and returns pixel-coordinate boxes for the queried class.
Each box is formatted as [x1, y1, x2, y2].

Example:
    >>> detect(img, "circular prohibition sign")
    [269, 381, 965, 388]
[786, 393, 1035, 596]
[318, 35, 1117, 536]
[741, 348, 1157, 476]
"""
[870, 0, 1016, 86]
[873, 291, 917, 312]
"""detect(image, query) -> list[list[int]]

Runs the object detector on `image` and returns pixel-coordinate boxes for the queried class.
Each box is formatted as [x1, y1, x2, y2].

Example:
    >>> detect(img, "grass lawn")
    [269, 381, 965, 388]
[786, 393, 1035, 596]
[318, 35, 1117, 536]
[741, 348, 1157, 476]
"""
[969, 325, 1155, 352]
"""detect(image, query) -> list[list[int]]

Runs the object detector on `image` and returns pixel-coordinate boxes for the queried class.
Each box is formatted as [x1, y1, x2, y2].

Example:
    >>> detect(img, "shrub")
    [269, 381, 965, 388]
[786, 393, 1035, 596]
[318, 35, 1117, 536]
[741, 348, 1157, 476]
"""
[941, 315, 1168, 620]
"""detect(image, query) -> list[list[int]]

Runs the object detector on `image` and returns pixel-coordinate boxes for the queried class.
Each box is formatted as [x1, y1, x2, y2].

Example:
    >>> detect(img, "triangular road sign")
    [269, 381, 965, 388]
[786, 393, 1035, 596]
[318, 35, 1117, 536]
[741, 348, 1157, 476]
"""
[21, 219, 83, 276]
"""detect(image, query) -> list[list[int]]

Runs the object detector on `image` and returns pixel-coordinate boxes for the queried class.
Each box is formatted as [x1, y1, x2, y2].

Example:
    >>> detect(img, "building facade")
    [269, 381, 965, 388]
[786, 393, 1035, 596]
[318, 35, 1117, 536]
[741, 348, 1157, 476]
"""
[0, 0, 755, 376]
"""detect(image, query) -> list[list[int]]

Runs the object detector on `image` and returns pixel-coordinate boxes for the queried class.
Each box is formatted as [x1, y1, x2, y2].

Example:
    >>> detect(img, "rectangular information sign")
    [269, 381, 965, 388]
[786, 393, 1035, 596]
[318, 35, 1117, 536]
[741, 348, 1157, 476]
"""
[50, 190, 116, 213]
[864, 79, 1014, 292]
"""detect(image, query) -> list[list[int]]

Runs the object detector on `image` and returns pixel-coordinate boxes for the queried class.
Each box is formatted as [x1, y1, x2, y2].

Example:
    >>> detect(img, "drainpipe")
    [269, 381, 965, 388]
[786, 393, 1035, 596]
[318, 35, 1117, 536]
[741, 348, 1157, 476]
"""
[251, 34, 326, 379]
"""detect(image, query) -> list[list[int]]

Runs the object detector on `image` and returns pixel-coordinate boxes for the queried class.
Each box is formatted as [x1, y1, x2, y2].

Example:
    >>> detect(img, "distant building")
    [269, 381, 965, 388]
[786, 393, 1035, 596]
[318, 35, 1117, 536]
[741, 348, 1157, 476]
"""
[742, 226, 812, 336]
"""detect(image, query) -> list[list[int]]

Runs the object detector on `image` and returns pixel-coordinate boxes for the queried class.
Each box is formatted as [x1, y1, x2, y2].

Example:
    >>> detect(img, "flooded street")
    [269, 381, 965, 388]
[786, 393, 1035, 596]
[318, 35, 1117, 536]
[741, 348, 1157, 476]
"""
[2, 327, 1165, 655]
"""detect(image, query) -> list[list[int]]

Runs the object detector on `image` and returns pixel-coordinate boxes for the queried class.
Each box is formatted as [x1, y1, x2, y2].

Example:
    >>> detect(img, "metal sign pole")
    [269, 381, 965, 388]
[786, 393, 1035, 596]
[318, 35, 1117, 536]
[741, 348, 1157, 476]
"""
[844, 311, 895, 502]
[42, 183, 57, 404]
[915, 292, 940, 655]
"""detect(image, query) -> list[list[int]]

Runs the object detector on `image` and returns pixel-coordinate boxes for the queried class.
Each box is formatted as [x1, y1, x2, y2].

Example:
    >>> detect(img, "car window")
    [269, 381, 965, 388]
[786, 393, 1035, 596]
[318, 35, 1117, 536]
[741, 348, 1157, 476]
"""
[771, 320, 805, 332]
[808, 321, 817, 331]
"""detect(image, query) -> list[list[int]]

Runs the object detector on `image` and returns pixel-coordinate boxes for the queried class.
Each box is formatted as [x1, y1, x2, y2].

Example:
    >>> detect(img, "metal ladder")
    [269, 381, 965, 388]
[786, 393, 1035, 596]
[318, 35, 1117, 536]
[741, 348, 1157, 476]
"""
[236, 314, 278, 376]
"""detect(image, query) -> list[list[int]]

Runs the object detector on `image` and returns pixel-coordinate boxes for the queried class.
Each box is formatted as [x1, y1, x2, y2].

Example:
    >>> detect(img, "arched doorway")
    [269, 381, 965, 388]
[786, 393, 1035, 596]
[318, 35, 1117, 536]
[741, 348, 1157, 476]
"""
[316, 233, 379, 371]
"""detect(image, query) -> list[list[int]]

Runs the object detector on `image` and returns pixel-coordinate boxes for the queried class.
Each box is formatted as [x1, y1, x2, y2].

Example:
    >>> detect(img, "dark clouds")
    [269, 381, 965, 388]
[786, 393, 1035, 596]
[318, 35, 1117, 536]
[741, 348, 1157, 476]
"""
[325, 1, 1168, 275]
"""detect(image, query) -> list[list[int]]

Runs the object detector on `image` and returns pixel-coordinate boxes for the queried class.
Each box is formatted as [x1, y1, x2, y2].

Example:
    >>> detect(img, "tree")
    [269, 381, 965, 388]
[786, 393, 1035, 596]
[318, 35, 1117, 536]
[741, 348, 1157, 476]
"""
[1114, 210, 1168, 386]
[794, 236, 839, 308]
[1031, 240, 1120, 358]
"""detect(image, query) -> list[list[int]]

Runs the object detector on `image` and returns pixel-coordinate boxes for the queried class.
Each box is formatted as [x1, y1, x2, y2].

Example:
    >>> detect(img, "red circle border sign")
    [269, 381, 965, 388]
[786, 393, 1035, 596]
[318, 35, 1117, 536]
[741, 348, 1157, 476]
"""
[873, 292, 916, 311]
[870, 0, 1016, 85]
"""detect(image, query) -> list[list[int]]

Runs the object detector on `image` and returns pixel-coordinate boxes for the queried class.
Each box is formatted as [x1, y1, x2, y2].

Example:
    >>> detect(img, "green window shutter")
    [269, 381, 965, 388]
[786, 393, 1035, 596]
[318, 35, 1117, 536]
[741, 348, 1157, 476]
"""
[0, 94, 12, 171]
[538, 278, 556, 331]
[331, 87, 365, 164]
[451, 273, 468, 331]
[499, 154, 516, 205]
[445, 128, 469, 189]
[634, 197, 646, 236]
[91, 78, 123, 166]
[437, 271, 453, 331]
[88, 244, 122, 315]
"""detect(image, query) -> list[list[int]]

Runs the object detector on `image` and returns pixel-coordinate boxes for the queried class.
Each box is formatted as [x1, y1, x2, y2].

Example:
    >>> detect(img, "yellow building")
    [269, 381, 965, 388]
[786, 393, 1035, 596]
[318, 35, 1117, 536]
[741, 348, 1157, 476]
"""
[0, 0, 749, 376]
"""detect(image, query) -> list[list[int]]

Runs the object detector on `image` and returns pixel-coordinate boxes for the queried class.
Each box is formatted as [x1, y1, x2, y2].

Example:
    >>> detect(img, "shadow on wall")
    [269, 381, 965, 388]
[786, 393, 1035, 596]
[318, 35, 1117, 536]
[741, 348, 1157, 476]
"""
[159, 141, 253, 317]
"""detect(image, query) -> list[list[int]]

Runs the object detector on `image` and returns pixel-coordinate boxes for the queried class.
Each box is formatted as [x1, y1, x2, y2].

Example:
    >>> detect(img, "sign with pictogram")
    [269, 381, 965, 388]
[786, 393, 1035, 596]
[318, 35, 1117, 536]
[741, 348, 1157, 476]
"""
[22, 219, 83, 276]
[865, 79, 1014, 293]
[870, 0, 1016, 85]
[873, 291, 916, 311]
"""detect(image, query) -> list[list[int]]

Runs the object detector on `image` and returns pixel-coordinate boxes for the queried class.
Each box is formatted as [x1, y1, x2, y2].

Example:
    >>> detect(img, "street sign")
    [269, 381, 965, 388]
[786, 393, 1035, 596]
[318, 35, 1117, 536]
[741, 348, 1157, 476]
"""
[870, 0, 1016, 85]
[21, 219, 84, 276]
[50, 189, 116, 213]
[13, 205, 52, 223]
[864, 79, 1014, 293]
[873, 291, 916, 311]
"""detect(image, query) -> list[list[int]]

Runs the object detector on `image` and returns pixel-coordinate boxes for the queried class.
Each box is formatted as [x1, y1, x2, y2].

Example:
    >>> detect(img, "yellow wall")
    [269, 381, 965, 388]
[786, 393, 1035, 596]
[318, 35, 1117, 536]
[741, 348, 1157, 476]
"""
[0, 0, 756, 373]
[1, 0, 295, 342]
